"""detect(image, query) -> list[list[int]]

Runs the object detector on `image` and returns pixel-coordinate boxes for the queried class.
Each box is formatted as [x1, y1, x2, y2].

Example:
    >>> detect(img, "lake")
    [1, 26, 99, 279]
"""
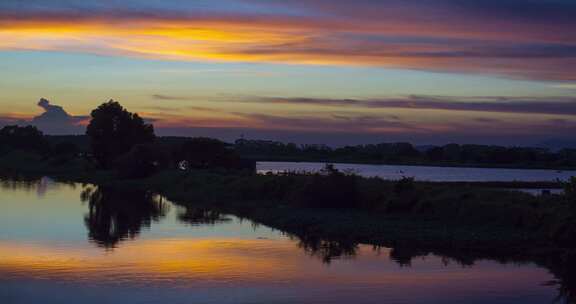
[258, 161, 576, 182]
[0, 176, 572, 304]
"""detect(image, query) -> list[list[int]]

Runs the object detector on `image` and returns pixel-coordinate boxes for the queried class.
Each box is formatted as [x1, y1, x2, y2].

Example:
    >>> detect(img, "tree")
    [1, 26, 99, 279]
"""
[174, 137, 244, 169]
[52, 142, 78, 157]
[114, 143, 171, 178]
[0, 125, 48, 154]
[86, 100, 155, 168]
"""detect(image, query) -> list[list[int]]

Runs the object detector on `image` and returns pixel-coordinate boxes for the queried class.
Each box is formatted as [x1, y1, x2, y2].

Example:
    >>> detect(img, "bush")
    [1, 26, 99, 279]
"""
[562, 177, 576, 199]
[114, 144, 171, 179]
[52, 142, 78, 157]
[297, 164, 358, 209]
[394, 177, 416, 194]
[174, 137, 254, 171]
[0, 125, 48, 154]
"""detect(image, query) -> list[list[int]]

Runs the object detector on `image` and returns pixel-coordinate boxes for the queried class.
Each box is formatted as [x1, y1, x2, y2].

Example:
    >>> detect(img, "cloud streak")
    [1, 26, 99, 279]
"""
[255, 96, 576, 116]
[3, 97, 576, 145]
[0, 1, 575, 80]
[152, 94, 576, 116]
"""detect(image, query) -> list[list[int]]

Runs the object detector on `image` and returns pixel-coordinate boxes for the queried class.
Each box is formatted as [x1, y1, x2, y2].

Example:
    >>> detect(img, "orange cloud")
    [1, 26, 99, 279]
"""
[1, 12, 575, 81]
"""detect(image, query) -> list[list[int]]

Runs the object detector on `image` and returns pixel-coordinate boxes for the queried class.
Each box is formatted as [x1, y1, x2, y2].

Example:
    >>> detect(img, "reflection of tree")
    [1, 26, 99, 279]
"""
[288, 229, 575, 302]
[389, 247, 431, 267]
[294, 235, 358, 264]
[0, 174, 42, 193]
[177, 207, 231, 226]
[0, 174, 76, 197]
[81, 186, 168, 248]
[546, 253, 576, 304]
[388, 245, 576, 304]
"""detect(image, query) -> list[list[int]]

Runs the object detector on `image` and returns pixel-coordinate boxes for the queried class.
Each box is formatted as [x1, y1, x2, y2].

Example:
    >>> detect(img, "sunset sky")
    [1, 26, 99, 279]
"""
[1, 0, 575, 145]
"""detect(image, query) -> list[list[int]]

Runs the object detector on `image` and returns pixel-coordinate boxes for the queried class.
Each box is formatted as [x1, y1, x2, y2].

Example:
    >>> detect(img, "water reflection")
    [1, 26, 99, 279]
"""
[177, 207, 232, 226]
[81, 186, 169, 248]
[293, 237, 576, 304]
[0, 174, 72, 197]
[0, 176, 575, 303]
[294, 235, 358, 264]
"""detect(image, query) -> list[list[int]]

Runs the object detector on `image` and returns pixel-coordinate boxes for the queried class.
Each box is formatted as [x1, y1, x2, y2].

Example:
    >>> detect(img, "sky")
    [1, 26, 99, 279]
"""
[1, 0, 575, 146]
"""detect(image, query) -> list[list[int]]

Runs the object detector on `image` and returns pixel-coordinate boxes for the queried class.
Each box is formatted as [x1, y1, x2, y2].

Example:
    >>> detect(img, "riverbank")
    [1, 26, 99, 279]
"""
[2, 151, 575, 254]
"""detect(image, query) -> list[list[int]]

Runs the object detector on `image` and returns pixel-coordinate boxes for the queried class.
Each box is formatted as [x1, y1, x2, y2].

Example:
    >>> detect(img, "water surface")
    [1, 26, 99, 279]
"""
[258, 161, 576, 182]
[0, 176, 571, 303]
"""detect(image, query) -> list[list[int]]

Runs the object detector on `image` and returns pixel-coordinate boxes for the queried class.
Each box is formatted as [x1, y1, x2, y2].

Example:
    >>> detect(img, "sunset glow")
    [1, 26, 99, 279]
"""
[1, 1, 575, 145]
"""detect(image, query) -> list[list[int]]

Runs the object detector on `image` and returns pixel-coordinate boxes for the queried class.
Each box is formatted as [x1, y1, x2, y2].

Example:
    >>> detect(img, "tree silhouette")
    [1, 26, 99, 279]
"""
[115, 143, 171, 178]
[0, 125, 48, 154]
[86, 100, 155, 168]
[174, 137, 240, 169]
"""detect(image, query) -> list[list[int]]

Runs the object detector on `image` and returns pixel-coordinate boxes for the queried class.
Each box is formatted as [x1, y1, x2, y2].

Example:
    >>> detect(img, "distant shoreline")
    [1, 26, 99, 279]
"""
[43, 135, 576, 171]
[252, 157, 576, 171]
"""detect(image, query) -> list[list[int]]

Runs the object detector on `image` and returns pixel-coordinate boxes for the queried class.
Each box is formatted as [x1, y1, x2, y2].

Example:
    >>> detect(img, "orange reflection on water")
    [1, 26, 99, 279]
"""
[0, 237, 550, 292]
[0, 238, 303, 284]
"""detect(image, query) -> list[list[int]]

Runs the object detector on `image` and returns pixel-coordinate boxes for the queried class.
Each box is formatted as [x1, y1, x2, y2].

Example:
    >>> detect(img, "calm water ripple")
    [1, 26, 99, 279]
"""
[0, 175, 573, 303]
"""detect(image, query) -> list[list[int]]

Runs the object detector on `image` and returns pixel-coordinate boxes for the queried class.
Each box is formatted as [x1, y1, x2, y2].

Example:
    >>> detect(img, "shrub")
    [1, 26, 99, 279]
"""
[114, 144, 171, 179]
[562, 177, 576, 199]
[0, 125, 48, 154]
[297, 164, 358, 209]
[394, 177, 416, 194]
[52, 142, 78, 157]
[174, 137, 254, 171]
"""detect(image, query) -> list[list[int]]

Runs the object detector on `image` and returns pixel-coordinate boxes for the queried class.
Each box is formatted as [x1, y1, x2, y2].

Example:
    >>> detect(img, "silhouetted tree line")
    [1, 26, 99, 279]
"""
[235, 138, 576, 168]
[3, 99, 576, 170]
[0, 100, 255, 177]
[84, 100, 255, 177]
[0, 125, 49, 155]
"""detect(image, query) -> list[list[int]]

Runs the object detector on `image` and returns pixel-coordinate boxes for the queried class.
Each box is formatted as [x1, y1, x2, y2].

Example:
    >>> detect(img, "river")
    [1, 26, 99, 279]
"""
[0, 176, 572, 303]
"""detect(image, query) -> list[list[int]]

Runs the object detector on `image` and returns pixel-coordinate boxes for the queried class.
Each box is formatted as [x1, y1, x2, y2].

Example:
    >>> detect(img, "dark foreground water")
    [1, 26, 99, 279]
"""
[0, 177, 572, 304]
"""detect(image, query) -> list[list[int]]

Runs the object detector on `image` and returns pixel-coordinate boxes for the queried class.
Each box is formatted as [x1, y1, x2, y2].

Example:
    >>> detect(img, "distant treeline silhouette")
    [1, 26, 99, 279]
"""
[234, 139, 576, 168]
[0, 100, 255, 177]
[5, 132, 576, 169]
[2, 99, 576, 170]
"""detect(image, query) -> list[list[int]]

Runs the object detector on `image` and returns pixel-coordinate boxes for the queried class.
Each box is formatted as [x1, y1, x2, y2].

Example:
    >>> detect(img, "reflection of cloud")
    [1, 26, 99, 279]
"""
[0, 239, 297, 284]
[0, 1, 575, 80]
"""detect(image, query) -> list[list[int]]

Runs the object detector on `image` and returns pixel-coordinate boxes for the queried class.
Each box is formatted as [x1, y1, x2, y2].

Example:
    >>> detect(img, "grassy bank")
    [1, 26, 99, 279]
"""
[2, 151, 575, 252]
